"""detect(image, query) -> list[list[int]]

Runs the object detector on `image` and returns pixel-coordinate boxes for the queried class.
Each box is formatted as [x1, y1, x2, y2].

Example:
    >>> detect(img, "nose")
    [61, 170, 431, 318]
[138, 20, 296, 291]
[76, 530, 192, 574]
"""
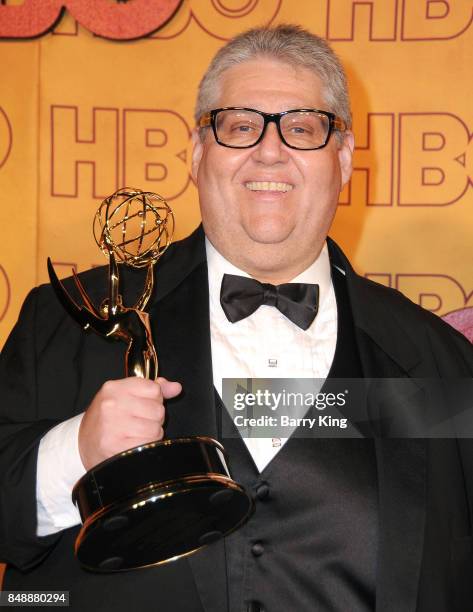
[251, 121, 288, 164]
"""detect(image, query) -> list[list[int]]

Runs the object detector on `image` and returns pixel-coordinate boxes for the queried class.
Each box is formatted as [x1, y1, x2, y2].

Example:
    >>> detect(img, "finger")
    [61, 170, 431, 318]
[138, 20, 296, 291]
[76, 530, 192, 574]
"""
[100, 397, 164, 425]
[102, 377, 164, 400]
[157, 377, 182, 399]
[124, 416, 164, 440]
[129, 398, 166, 424]
[123, 427, 165, 448]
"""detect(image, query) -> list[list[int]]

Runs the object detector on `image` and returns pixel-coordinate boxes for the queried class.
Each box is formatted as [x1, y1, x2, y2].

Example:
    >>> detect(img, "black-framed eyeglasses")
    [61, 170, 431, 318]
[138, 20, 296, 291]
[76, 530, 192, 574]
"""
[198, 107, 347, 150]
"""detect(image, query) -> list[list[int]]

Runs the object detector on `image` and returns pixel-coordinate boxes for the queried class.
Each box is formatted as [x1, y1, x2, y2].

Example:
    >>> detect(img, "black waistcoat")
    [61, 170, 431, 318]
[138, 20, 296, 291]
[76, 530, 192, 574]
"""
[219, 266, 378, 612]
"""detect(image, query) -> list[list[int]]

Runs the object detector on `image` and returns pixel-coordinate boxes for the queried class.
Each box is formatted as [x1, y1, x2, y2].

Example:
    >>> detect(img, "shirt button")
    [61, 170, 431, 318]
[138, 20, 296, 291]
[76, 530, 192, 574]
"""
[251, 542, 264, 557]
[255, 483, 270, 501]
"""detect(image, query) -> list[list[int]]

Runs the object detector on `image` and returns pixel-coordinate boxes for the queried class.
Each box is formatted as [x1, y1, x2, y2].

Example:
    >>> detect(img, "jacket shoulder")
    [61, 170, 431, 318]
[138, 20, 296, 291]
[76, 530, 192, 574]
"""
[354, 274, 473, 371]
[361, 274, 468, 336]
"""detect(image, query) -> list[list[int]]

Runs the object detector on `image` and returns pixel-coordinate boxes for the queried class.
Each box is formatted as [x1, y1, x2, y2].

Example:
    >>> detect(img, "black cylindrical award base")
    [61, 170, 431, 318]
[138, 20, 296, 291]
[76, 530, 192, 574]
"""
[72, 437, 253, 571]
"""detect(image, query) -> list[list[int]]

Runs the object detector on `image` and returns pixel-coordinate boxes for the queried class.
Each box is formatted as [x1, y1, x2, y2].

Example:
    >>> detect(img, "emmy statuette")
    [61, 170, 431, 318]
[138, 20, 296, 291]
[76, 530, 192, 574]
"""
[47, 188, 253, 571]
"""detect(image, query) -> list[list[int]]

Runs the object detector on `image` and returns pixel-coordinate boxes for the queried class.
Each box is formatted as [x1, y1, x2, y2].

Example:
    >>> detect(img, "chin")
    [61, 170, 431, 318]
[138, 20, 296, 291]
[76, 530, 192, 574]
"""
[243, 219, 293, 245]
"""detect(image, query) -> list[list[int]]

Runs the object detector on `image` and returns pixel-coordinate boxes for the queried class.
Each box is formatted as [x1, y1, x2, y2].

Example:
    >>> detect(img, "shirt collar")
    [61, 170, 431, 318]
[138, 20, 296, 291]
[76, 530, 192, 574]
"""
[205, 236, 333, 309]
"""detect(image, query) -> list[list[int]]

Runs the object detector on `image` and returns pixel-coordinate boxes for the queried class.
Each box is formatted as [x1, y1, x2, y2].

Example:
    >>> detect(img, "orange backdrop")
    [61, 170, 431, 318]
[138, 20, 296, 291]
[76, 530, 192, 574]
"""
[0, 0, 472, 349]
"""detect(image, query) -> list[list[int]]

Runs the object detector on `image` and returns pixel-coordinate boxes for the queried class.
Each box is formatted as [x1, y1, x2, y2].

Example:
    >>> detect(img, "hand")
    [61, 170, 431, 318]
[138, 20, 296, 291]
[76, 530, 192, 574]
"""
[78, 377, 182, 471]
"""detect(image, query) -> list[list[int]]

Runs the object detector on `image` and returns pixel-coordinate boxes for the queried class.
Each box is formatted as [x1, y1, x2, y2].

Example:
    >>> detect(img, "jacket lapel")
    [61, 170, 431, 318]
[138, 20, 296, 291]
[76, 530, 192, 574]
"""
[354, 332, 427, 612]
[328, 238, 427, 612]
[146, 226, 218, 440]
[146, 226, 228, 611]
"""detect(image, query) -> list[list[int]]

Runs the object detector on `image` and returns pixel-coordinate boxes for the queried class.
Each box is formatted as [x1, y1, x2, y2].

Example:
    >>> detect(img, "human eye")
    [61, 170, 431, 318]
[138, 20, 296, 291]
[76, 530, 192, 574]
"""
[288, 123, 314, 135]
[230, 121, 256, 133]
[283, 114, 317, 135]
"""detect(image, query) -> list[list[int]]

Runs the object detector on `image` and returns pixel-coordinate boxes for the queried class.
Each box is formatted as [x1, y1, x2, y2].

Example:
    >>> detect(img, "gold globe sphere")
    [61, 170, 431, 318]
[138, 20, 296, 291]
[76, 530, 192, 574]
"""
[93, 188, 174, 268]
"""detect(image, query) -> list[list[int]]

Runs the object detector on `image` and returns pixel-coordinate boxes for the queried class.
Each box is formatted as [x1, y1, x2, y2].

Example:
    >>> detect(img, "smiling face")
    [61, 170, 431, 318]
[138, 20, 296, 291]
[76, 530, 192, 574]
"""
[192, 57, 354, 283]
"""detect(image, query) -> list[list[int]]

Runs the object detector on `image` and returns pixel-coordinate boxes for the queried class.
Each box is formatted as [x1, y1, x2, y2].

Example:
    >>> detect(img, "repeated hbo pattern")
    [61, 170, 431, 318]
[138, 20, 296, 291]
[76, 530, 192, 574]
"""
[0, 0, 472, 346]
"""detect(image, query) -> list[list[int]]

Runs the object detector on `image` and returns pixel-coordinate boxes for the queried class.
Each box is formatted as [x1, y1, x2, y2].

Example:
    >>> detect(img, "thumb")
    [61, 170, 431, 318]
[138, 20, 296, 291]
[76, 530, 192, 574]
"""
[157, 377, 182, 399]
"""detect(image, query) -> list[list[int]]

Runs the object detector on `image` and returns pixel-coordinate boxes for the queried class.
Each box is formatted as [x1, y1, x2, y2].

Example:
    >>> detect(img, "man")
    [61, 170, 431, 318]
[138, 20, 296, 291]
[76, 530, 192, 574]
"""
[1, 24, 472, 612]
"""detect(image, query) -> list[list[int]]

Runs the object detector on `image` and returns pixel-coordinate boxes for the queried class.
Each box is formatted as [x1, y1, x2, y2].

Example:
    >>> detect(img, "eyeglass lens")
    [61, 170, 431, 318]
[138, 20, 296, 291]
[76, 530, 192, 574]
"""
[214, 109, 330, 149]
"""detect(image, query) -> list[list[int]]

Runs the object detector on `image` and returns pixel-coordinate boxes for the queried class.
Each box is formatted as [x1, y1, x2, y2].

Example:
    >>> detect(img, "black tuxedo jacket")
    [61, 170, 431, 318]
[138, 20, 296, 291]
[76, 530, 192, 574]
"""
[0, 226, 472, 612]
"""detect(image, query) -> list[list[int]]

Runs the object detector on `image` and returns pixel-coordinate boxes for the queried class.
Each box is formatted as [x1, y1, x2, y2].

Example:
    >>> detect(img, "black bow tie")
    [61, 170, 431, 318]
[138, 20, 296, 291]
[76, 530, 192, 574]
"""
[220, 273, 319, 330]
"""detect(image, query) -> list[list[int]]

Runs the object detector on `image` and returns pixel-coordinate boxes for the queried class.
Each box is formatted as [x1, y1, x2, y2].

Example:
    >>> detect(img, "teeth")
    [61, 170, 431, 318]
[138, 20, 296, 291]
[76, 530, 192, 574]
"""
[245, 181, 293, 192]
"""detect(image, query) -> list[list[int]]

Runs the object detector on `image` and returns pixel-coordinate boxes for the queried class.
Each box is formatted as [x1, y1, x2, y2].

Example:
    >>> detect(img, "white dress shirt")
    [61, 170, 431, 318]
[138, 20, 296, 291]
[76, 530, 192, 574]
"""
[36, 414, 84, 535]
[35, 238, 338, 535]
[207, 238, 337, 472]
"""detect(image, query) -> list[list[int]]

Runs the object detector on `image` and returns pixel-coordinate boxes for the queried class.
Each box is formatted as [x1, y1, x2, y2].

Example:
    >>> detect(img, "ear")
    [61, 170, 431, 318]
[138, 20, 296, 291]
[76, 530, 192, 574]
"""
[337, 130, 355, 189]
[191, 128, 204, 183]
